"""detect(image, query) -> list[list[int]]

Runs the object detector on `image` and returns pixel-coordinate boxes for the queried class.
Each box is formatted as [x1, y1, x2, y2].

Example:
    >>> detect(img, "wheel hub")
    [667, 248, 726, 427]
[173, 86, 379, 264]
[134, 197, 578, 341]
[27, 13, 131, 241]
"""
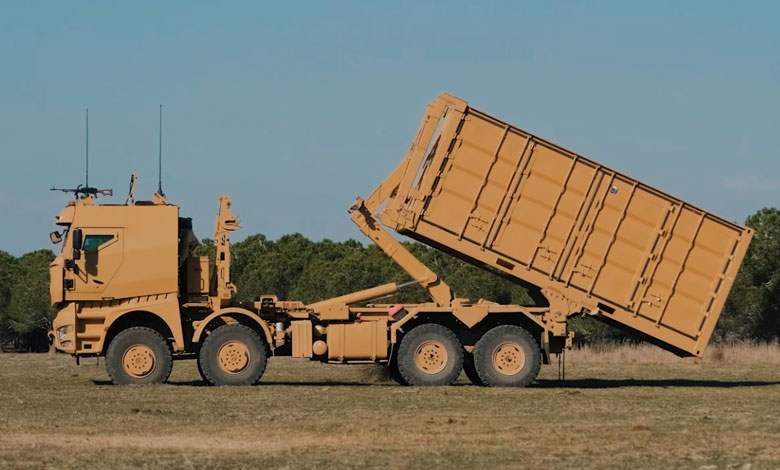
[217, 340, 251, 374]
[414, 340, 448, 374]
[122, 344, 156, 378]
[492, 342, 525, 375]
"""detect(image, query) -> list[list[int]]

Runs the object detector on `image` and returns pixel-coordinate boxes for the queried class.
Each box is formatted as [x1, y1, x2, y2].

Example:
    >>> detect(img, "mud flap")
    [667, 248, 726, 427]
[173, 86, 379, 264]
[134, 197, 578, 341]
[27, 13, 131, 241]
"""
[540, 332, 551, 365]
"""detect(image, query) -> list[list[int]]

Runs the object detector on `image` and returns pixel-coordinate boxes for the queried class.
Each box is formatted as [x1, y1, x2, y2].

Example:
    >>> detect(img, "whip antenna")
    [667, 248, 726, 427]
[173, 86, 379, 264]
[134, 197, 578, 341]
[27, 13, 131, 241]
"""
[50, 107, 113, 199]
[86, 108, 89, 187]
[158, 104, 164, 196]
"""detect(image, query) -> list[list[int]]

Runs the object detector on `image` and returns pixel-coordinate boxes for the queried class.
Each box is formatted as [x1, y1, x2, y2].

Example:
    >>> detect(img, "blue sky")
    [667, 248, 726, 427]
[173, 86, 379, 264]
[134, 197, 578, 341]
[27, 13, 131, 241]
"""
[1, 1, 778, 256]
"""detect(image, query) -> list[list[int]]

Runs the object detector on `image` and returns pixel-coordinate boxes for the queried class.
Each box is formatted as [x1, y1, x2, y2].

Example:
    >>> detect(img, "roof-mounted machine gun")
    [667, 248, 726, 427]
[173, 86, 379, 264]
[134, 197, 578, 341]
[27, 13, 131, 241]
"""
[50, 184, 113, 199]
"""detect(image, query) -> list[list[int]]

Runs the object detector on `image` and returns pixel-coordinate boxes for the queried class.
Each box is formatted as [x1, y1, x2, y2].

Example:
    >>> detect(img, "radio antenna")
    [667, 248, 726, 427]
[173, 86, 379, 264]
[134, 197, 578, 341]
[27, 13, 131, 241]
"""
[51, 107, 113, 199]
[85, 108, 89, 188]
[158, 104, 164, 196]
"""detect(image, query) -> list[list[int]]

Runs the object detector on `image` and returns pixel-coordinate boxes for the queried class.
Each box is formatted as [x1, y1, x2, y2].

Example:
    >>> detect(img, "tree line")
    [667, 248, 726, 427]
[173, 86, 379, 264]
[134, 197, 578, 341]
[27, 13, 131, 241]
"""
[2, 208, 779, 352]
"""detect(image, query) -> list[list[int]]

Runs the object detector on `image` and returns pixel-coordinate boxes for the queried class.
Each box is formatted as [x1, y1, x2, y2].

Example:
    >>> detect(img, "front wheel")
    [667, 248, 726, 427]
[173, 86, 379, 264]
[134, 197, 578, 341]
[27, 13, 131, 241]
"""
[473, 325, 541, 387]
[396, 324, 463, 386]
[105, 327, 173, 385]
[198, 324, 268, 386]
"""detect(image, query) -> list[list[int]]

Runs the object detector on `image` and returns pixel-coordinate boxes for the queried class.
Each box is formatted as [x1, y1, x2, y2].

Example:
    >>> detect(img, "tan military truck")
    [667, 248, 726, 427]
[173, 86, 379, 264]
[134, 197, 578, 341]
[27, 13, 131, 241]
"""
[49, 93, 752, 387]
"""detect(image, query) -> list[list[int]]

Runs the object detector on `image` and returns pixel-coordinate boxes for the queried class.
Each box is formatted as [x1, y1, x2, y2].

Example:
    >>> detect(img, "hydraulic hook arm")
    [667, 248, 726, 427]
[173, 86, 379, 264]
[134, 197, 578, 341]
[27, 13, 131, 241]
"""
[349, 197, 453, 306]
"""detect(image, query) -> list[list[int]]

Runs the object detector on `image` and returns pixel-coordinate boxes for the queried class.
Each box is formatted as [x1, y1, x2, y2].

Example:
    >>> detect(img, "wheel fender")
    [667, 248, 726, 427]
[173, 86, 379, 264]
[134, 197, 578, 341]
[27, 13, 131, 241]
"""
[100, 295, 184, 353]
[192, 308, 274, 349]
[389, 309, 422, 343]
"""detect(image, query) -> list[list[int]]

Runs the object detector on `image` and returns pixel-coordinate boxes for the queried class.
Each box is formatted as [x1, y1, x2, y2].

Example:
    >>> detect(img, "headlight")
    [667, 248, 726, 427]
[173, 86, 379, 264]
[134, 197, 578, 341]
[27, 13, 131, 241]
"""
[58, 326, 68, 341]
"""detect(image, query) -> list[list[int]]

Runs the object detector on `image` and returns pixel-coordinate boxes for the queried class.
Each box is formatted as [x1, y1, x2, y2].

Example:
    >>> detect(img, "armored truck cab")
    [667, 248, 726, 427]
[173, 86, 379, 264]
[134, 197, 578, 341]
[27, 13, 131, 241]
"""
[50, 196, 185, 357]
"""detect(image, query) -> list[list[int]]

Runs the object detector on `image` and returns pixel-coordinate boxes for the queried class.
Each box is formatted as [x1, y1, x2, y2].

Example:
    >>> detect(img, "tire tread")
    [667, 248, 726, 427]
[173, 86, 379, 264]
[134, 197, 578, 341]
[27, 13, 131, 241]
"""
[198, 324, 268, 386]
[105, 326, 173, 385]
[473, 325, 541, 387]
[396, 323, 463, 386]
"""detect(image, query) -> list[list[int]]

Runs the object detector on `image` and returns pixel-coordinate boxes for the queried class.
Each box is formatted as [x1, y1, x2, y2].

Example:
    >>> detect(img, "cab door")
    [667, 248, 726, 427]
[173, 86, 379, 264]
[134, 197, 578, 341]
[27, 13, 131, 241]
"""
[68, 228, 124, 296]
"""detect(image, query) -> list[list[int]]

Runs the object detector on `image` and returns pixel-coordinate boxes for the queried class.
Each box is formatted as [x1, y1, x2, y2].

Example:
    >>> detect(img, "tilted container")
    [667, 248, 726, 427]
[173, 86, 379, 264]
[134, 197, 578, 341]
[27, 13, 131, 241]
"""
[379, 93, 752, 357]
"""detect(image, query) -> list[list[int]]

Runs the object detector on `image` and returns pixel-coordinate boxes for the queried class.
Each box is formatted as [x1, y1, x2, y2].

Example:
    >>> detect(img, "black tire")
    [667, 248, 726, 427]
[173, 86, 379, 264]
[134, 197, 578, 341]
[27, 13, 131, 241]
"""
[198, 324, 268, 386]
[105, 327, 173, 385]
[473, 325, 541, 387]
[396, 323, 463, 386]
[463, 351, 484, 386]
[196, 355, 209, 384]
[388, 356, 409, 386]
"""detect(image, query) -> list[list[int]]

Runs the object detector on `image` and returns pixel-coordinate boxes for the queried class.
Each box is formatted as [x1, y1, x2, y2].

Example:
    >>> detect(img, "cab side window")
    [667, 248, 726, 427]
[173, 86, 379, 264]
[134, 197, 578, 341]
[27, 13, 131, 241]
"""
[83, 235, 114, 251]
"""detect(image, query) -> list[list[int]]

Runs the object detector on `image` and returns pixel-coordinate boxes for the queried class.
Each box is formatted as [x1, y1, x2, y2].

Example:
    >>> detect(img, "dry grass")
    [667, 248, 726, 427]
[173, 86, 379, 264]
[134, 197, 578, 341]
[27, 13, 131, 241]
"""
[569, 341, 780, 365]
[1, 344, 779, 469]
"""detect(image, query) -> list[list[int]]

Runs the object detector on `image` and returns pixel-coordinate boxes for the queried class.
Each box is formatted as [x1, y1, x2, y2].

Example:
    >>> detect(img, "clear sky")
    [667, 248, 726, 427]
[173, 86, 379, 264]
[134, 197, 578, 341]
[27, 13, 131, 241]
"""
[1, 1, 778, 256]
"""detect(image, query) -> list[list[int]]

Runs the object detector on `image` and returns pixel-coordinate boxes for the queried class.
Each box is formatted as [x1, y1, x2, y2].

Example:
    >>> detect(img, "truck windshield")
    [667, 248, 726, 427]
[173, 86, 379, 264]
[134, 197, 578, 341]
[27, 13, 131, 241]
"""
[83, 234, 114, 251]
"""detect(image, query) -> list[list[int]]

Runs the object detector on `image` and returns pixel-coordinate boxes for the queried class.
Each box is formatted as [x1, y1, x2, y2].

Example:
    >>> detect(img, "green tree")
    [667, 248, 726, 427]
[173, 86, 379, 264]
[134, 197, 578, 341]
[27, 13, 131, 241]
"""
[205, 232, 535, 307]
[715, 207, 780, 342]
[231, 233, 317, 303]
[0, 250, 55, 351]
[192, 237, 216, 268]
[0, 251, 16, 336]
[6, 250, 56, 333]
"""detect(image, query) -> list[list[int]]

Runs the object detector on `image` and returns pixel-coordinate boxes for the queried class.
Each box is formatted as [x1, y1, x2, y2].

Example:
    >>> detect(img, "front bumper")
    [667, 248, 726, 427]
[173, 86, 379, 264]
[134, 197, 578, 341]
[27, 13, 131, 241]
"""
[51, 303, 77, 354]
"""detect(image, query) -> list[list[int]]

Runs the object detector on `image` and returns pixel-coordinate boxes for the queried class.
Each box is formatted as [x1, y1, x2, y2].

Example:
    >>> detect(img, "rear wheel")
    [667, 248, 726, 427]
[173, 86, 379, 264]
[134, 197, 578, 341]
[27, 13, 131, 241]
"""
[388, 356, 408, 386]
[473, 325, 541, 387]
[105, 327, 173, 385]
[396, 324, 462, 386]
[463, 351, 484, 386]
[198, 324, 268, 386]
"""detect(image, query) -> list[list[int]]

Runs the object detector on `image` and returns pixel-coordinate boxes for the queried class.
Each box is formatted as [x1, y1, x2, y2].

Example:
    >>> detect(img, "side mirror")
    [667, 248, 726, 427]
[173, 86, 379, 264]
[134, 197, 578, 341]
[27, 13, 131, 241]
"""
[72, 229, 83, 260]
[72, 229, 83, 250]
[49, 231, 62, 244]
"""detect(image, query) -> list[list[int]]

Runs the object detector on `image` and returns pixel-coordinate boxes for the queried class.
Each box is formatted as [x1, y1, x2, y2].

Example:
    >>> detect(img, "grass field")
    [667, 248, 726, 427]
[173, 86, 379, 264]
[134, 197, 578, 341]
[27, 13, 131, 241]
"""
[1, 345, 779, 469]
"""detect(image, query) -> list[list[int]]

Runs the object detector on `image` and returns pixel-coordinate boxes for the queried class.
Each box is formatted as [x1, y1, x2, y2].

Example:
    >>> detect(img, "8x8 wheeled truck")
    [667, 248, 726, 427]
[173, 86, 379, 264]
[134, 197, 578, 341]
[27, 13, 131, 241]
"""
[49, 93, 752, 386]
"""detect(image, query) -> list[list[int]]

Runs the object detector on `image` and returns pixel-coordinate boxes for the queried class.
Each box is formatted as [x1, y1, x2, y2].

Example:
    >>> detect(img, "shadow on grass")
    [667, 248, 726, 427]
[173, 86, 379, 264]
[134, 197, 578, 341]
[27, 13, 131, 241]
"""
[92, 379, 407, 387]
[535, 378, 780, 389]
[91, 378, 780, 388]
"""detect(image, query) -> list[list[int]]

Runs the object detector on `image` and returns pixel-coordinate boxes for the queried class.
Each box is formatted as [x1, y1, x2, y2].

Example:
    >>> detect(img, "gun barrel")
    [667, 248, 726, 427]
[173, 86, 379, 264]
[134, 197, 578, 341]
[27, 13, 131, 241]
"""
[50, 186, 112, 196]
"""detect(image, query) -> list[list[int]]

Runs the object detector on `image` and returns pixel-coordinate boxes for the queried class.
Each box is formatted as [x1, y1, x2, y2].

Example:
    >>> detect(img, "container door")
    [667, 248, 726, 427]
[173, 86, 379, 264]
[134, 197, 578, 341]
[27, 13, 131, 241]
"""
[486, 143, 600, 278]
[631, 208, 744, 343]
[560, 176, 676, 308]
